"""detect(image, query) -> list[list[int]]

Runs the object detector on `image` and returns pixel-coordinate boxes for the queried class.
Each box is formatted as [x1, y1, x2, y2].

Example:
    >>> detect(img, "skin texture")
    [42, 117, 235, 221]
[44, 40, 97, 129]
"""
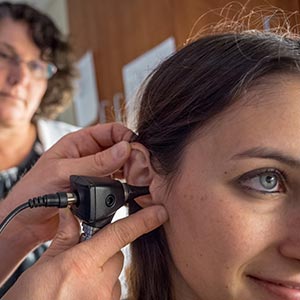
[0, 18, 47, 127]
[0, 18, 48, 170]
[127, 74, 300, 300]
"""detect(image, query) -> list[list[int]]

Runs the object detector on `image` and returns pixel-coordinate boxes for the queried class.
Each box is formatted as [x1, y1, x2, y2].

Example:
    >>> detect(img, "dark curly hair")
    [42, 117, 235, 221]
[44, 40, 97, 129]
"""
[0, 1, 77, 119]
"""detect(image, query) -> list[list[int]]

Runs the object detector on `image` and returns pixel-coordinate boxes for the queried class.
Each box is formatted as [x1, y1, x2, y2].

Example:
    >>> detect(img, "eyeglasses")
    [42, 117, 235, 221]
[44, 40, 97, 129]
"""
[0, 44, 57, 80]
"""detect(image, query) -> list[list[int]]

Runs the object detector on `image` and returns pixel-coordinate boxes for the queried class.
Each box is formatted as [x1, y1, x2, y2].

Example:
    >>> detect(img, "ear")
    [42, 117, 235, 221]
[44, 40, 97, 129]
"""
[124, 142, 156, 207]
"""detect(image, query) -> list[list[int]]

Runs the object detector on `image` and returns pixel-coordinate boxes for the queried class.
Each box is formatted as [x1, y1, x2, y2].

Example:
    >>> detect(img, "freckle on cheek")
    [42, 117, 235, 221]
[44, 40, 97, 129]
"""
[199, 196, 207, 202]
[183, 193, 195, 201]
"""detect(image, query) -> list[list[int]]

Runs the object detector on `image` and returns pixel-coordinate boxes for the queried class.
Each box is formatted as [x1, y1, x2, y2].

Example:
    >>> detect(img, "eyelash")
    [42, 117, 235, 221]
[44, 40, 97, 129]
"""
[238, 168, 287, 194]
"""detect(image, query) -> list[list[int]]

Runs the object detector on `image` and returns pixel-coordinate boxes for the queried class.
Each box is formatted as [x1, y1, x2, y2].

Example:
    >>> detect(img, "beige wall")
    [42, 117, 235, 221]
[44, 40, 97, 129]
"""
[46, 0, 77, 124]
[67, 0, 300, 124]
[47, 0, 69, 35]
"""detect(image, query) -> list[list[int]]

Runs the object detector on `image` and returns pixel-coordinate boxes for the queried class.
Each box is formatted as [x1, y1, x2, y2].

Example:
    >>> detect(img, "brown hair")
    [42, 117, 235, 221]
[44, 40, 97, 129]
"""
[0, 1, 77, 119]
[127, 29, 300, 300]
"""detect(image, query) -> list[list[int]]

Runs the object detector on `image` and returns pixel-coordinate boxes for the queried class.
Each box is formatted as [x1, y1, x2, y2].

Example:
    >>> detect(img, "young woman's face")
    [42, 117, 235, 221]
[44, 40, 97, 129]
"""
[0, 18, 47, 127]
[152, 74, 300, 300]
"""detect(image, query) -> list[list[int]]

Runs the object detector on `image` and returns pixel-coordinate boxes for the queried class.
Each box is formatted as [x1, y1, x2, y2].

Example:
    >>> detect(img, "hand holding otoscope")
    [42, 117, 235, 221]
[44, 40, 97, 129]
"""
[2, 176, 167, 300]
[1, 175, 168, 300]
[0, 123, 168, 299]
[0, 175, 150, 238]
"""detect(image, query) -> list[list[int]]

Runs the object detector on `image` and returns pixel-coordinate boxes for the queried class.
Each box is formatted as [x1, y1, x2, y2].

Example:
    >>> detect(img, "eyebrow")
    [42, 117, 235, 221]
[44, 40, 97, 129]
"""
[0, 42, 16, 55]
[232, 146, 300, 168]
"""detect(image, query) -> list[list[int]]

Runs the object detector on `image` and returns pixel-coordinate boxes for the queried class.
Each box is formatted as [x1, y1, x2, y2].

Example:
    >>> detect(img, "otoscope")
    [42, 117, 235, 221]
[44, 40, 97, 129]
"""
[70, 175, 149, 240]
[0, 175, 150, 238]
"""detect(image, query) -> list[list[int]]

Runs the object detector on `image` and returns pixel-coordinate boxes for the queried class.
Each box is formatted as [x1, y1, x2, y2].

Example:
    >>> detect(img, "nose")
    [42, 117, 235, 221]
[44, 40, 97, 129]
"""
[6, 62, 30, 86]
[278, 208, 300, 261]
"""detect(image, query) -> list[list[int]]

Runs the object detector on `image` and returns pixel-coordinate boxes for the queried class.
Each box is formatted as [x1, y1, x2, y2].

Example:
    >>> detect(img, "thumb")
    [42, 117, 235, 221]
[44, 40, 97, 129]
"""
[40, 208, 81, 261]
[60, 141, 131, 178]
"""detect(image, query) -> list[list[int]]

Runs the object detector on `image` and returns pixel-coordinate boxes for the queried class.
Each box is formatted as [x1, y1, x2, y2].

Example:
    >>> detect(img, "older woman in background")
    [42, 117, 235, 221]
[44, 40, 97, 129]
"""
[0, 1, 78, 295]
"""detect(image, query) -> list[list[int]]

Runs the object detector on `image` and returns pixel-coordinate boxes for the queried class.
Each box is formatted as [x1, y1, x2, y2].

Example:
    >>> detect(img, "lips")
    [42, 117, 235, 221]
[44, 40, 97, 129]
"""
[248, 275, 300, 300]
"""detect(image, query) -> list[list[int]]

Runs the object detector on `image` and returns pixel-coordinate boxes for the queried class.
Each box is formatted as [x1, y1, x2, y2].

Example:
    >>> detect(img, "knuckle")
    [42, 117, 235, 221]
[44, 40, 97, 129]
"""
[111, 123, 129, 142]
[93, 152, 109, 173]
[55, 230, 78, 247]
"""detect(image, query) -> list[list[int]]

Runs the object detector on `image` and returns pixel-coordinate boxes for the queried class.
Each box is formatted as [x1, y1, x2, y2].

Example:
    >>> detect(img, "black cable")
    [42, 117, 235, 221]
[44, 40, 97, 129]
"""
[0, 176, 150, 236]
[0, 192, 77, 234]
[0, 202, 29, 234]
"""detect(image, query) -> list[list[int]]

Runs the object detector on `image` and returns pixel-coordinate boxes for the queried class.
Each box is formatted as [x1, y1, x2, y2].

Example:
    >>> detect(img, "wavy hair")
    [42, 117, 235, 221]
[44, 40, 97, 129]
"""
[0, 1, 77, 119]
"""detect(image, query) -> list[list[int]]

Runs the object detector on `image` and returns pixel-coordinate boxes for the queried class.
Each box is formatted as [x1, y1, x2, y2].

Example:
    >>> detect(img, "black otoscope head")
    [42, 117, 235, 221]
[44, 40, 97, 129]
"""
[70, 175, 149, 229]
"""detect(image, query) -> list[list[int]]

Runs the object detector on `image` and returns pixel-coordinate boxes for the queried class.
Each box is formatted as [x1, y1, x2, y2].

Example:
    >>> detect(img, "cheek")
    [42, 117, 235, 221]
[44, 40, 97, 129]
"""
[165, 188, 251, 255]
[163, 187, 271, 292]
[28, 82, 47, 109]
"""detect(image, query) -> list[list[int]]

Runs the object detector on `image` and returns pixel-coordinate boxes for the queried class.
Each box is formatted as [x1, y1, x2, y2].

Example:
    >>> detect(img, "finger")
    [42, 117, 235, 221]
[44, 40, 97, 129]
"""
[33, 141, 131, 193]
[73, 205, 168, 267]
[57, 141, 131, 180]
[111, 168, 125, 180]
[112, 280, 122, 300]
[101, 251, 124, 284]
[40, 208, 80, 262]
[51, 123, 133, 158]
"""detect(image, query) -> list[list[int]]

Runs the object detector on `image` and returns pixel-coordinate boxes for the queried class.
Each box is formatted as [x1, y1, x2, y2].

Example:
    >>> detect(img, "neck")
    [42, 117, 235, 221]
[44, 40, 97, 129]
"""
[0, 122, 37, 170]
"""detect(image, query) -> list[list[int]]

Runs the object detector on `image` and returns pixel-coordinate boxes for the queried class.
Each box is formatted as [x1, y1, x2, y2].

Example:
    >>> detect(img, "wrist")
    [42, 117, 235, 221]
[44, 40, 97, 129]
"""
[1, 193, 58, 246]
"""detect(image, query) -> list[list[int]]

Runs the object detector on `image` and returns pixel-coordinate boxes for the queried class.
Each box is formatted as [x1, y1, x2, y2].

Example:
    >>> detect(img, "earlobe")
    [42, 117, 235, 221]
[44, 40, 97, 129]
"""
[124, 142, 155, 207]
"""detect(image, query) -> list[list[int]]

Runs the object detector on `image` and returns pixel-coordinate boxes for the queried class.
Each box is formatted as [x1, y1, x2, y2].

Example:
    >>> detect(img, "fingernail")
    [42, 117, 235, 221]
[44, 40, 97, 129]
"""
[157, 206, 168, 223]
[112, 141, 129, 159]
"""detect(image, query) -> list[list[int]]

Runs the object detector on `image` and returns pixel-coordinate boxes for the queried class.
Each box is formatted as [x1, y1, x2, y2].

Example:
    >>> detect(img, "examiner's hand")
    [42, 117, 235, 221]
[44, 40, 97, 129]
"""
[4, 204, 168, 300]
[0, 123, 132, 243]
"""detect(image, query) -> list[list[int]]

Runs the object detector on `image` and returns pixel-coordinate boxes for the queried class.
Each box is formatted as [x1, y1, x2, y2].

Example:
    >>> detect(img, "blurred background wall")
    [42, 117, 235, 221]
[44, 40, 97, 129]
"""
[3, 0, 300, 126]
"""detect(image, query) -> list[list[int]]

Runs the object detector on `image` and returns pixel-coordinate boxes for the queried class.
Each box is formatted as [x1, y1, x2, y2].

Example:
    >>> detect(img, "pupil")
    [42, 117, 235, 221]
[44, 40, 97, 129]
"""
[260, 174, 277, 189]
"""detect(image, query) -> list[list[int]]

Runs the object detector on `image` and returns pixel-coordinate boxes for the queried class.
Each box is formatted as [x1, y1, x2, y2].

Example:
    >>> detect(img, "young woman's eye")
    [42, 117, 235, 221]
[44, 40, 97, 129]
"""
[238, 169, 286, 193]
